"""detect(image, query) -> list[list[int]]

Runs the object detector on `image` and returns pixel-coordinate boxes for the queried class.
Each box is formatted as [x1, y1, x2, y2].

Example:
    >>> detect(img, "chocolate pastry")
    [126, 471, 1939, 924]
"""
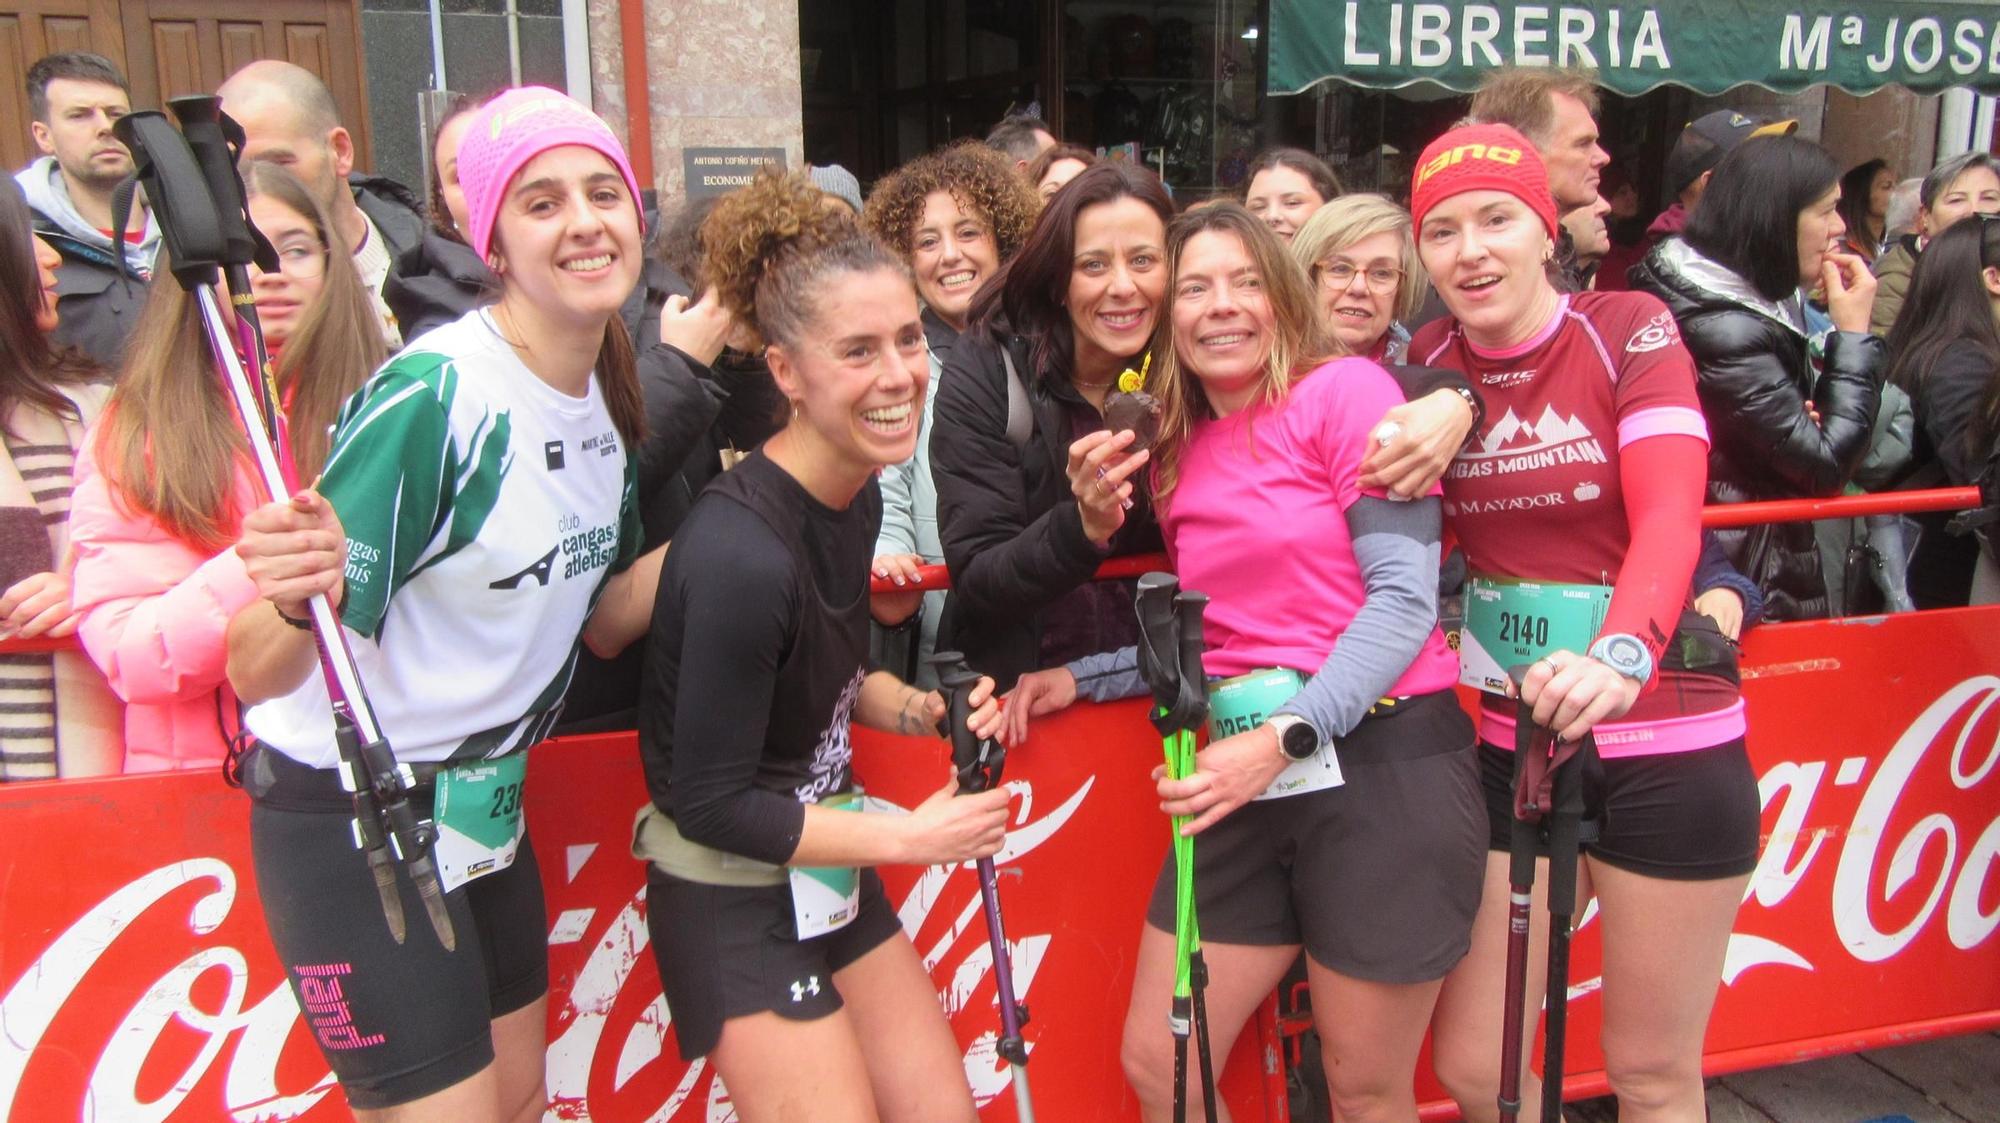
[1103, 390, 1163, 452]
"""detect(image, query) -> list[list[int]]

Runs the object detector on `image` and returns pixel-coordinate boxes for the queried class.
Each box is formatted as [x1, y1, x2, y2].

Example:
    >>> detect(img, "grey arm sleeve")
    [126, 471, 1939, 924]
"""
[1274, 496, 1443, 739]
[1064, 645, 1148, 704]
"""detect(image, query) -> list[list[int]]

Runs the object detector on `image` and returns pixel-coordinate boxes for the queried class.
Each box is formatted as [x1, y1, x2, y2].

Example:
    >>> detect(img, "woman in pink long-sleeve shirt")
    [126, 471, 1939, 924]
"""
[69, 163, 384, 771]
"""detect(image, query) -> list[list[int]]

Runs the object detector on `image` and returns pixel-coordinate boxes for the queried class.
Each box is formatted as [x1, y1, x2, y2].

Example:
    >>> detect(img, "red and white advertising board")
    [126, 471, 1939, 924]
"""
[1, 606, 1996, 1120]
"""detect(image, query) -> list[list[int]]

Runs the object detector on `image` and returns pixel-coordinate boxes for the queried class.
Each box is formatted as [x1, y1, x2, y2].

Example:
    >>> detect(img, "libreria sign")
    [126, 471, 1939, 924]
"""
[1268, 1, 2000, 98]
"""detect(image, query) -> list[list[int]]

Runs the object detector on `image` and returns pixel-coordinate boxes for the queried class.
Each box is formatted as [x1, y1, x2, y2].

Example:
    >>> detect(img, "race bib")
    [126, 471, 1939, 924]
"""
[433, 755, 527, 892]
[1208, 668, 1344, 801]
[789, 791, 862, 939]
[1459, 575, 1611, 694]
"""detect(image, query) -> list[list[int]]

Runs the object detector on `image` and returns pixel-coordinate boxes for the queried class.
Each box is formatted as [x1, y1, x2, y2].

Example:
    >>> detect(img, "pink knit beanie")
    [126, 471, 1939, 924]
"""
[456, 86, 643, 261]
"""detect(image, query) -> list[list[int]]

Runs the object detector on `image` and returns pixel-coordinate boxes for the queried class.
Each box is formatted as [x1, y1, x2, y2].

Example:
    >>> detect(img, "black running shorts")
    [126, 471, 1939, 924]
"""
[644, 864, 904, 1061]
[1145, 690, 1485, 984]
[1476, 737, 1762, 880]
[247, 748, 550, 1110]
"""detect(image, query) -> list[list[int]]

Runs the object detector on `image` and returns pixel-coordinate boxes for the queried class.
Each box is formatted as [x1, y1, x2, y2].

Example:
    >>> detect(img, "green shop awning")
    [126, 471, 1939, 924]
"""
[1270, 1, 2000, 98]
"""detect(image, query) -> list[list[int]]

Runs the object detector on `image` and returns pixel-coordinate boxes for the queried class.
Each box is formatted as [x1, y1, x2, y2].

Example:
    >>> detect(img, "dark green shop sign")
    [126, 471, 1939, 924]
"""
[1270, 2, 2000, 98]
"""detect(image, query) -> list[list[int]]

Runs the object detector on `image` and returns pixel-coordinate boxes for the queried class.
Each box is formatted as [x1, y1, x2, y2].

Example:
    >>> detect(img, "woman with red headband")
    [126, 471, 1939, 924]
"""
[1407, 124, 1758, 1123]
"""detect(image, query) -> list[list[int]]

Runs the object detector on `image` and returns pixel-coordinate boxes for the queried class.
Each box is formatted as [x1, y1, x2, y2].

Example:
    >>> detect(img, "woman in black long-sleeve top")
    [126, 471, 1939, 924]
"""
[1886, 215, 2000, 606]
[932, 164, 1479, 689]
[1631, 135, 1885, 621]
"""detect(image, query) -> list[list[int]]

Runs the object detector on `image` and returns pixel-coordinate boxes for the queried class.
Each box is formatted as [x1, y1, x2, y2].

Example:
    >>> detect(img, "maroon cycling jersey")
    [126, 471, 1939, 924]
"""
[1411, 292, 1744, 757]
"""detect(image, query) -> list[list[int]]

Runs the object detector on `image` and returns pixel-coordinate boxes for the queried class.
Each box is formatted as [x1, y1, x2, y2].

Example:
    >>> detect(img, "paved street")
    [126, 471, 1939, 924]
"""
[1567, 1032, 2000, 1122]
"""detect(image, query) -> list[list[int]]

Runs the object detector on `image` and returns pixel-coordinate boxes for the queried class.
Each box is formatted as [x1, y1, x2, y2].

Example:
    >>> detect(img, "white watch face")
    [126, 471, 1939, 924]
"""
[1599, 636, 1647, 675]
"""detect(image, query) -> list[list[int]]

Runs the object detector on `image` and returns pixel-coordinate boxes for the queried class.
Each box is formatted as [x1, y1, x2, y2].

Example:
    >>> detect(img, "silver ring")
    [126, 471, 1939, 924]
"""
[1539, 656, 1561, 676]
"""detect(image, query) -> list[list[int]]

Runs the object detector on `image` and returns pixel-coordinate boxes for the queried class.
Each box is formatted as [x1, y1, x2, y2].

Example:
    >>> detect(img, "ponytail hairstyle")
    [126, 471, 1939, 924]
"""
[96, 160, 384, 550]
[702, 167, 911, 352]
[1148, 202, 1331, 512]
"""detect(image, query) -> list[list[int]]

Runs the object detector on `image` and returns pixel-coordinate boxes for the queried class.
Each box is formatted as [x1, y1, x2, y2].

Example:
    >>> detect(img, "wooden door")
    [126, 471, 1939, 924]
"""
[0, 0, 368, 176]
[0, 0, 125, 171]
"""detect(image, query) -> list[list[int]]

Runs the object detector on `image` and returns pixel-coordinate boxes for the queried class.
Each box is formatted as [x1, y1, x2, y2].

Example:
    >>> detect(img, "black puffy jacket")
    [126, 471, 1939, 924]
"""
[1629, 238, 1884, 620]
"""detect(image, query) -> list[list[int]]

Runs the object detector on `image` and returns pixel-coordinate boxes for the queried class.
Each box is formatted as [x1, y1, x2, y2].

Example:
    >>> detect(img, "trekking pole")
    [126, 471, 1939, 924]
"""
[931, 651, 1035, 1123]
[1538, 723, 1591, 1123]
[1135, 573, 1218, 1123]
[1495, 666, 1595, 1123]
[111, 108, 455, 952]
[1496, 668, 1541, 1123]
[1174, 588, 1217, 1121]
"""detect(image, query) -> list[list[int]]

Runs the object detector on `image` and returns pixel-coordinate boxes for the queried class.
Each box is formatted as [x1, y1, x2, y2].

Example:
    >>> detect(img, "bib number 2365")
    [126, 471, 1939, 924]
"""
[434, 755, 529, 893]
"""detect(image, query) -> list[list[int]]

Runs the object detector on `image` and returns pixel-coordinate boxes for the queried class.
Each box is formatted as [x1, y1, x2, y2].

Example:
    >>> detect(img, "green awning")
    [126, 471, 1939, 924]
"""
[1270, 1, 2000, 98]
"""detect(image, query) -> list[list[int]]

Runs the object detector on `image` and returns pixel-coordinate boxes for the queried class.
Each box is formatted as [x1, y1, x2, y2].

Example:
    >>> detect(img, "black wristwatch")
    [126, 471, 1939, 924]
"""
[1265, 714, 1320, 762]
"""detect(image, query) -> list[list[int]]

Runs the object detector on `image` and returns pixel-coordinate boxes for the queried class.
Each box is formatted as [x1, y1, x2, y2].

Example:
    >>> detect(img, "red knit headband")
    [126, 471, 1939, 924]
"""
[1408, 123, 1560, 240]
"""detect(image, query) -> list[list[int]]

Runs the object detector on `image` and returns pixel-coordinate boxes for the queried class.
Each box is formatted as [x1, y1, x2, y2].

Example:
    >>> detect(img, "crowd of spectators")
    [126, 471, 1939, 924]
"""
[3, 48, 1999, 1121]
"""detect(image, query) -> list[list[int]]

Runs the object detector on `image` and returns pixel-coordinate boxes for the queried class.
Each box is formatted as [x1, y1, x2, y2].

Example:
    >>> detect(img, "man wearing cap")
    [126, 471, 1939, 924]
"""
[1646, 110, 1799, 260]
[218, 59, 426, 348]
[1870, 151, 2000, 334]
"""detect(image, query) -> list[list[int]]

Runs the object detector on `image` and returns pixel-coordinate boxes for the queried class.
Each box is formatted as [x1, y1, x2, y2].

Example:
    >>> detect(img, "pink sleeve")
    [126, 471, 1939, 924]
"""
[1304, 359, 1434, 509]
[68, 449, 260, 706]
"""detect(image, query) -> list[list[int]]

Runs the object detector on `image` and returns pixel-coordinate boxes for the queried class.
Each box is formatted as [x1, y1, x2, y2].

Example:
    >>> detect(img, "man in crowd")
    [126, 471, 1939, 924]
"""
[1467, 67, 1610, 288]
[1468, 68, 1608, 215]
[985, 111, 1055, 178]
[1561, 193, 1614, 287]
[14, 52, 155, 365]
[1871, 151, 2000, 334]
[217, 59, 425, 347]
[1660, 111, 1797, 251]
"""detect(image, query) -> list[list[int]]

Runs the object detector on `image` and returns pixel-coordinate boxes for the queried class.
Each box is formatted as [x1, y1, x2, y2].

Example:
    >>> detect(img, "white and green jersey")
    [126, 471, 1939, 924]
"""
[246, 309, 639, 768]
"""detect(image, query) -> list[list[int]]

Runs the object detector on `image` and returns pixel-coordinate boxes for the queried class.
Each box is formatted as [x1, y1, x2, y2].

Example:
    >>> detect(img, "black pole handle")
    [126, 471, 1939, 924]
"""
[1173, 590, 1210, 730]
[1135, 571, 1183, 733]
[168, 96, 277, 274]
[111, 112, 226, 287]
[930, 650, 1004, 793]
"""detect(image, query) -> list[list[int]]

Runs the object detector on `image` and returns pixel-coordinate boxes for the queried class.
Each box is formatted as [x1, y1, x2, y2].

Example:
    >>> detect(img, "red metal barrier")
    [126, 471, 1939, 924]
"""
[857, 488, 1988, 595]
[0, 486, 1994, 1121]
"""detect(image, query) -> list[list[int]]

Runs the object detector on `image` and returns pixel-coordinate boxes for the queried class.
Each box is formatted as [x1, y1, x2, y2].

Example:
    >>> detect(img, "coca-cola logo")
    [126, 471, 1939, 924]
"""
[3, 678, 1995, 1120]
[0, 777, 1094, 1121]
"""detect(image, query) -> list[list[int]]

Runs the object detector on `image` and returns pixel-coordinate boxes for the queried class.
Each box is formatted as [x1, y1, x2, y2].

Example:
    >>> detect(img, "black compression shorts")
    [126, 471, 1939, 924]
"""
[1144, 690, 1486, 983]
[644, 864, 903, 1060]
[247, 747, 549, 1110]
[1476, 737, 1761, 880]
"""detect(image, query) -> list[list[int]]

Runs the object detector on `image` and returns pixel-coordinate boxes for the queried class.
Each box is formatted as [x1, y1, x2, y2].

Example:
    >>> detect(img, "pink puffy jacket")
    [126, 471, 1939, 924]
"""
[68, 442, 260, 773]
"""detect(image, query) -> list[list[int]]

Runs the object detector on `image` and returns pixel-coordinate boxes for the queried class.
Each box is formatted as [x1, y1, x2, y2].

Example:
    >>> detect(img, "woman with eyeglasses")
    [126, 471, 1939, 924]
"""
[1285, 194, 1482, 503]
[1887, 213, 2000, 605]
[68, 160, 384, 773]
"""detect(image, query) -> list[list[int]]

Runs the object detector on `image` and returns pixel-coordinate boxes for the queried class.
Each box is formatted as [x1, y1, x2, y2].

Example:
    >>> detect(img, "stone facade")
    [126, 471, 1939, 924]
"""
[586, 0, 804, 202]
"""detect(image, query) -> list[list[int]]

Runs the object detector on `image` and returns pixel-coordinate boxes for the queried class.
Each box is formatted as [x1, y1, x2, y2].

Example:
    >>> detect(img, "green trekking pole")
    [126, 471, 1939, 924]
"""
[1135, 574, 1217, 1123]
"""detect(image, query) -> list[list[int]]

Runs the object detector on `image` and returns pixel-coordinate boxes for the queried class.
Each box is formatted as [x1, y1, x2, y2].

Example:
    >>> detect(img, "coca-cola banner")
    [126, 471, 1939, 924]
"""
[2, 605, 1997, 1120]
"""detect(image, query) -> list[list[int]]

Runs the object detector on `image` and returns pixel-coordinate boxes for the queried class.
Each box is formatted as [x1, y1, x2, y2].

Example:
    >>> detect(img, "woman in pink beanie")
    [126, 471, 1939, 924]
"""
[1408, 124, 1757, 1122]
[223, 87, 667, 1120]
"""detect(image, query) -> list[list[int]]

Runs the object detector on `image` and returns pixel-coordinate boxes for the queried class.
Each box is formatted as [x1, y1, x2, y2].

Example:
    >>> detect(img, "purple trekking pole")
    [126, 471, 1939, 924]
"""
[933, 651, 1036, 1122]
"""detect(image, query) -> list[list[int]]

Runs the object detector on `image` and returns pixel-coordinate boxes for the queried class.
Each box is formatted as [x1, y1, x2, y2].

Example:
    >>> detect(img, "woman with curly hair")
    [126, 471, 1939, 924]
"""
[861, 141, 1040, 683]
[636, 168, 1008, 1120]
